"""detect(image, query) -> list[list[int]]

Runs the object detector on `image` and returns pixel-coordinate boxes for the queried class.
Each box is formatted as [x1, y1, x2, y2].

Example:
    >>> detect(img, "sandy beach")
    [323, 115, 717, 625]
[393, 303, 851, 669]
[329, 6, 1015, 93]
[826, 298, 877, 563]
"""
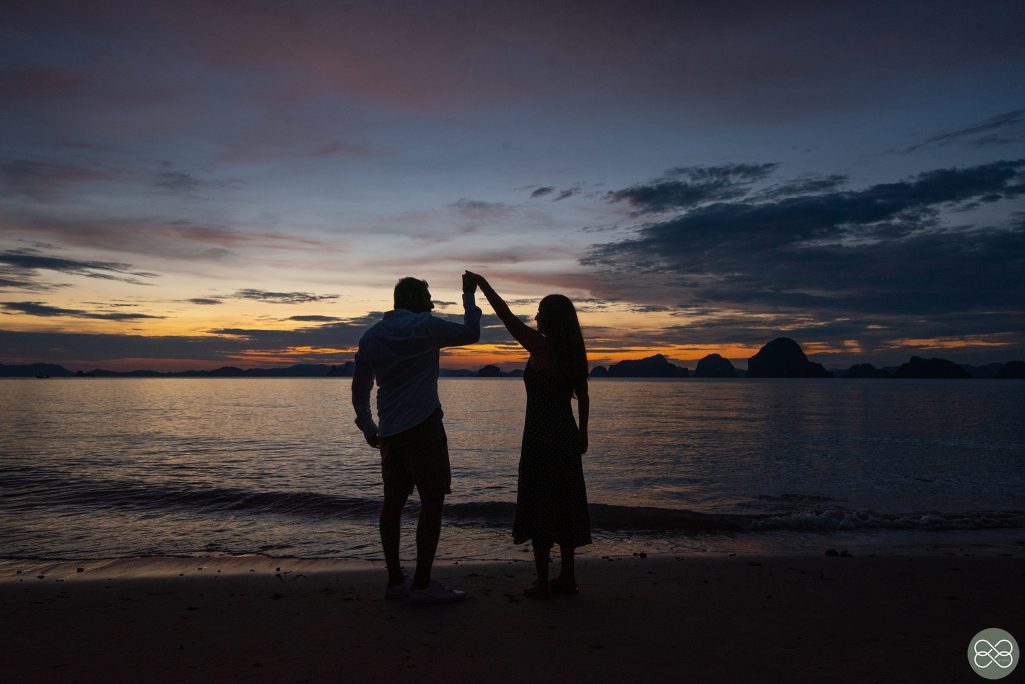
[3, 549, 1022, 683]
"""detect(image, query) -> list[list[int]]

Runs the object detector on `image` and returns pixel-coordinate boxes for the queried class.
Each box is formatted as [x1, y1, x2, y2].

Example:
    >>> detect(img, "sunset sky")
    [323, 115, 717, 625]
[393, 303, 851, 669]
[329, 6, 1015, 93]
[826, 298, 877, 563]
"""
[2, 1, 1024, 371]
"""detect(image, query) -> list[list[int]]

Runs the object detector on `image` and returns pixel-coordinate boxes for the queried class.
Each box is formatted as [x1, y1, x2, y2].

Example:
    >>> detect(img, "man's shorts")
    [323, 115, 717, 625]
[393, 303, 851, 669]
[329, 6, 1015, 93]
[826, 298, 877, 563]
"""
[380, 409, 451, 499]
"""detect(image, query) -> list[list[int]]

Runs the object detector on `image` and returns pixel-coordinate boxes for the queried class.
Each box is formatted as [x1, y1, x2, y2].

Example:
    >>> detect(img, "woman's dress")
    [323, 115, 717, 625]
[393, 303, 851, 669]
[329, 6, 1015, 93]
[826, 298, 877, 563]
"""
[512, 364, 592, 548]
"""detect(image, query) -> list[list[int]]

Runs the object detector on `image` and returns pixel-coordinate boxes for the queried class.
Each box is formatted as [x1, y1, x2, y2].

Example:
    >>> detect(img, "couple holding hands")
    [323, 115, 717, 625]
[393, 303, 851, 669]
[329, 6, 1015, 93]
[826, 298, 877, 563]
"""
[352, 271, 591, 604]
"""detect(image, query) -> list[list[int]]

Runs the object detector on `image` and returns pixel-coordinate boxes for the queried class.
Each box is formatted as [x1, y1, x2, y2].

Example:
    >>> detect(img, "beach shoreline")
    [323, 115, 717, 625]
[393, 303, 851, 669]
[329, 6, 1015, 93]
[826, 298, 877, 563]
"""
[4, 551, 1022, 683]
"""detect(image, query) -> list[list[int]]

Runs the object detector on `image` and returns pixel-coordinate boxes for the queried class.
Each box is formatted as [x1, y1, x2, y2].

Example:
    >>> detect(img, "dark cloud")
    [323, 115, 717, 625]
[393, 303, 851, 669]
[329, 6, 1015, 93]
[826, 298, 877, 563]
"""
[0, 329, 250, 364]
[153, 169, 241, 193]
[554, 188, 578, 201]
[0, 272, 64, 292]
[2, 301, 165, 320]
[232, 289, 339, 304]
[758, 174, 848, 199]
[450, 199, 508, 213]
[205, 319, 367, 352]
[585, 160, 1025, 363]
[286, 315, 342, 322]
[903, 109, 1025, 153]
[0, 249, 159, 288]
[609, 163, 778, 214]
[153, 171, 205, 192]
[187, 297, 223, 305]
[531, 186, 554, 198]
[0, 320, 370, 366]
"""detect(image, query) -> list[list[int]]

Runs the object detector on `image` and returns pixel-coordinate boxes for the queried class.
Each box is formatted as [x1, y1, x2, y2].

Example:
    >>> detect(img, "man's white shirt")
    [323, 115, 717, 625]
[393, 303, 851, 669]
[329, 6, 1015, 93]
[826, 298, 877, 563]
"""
[352, 292, 482, 439]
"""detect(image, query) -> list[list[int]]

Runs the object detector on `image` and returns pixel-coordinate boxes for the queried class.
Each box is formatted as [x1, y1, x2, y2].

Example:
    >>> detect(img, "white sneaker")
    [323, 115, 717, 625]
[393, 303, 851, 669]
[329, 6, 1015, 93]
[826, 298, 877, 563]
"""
[385, 578, 411, 600]
[407, 580, 467, 604]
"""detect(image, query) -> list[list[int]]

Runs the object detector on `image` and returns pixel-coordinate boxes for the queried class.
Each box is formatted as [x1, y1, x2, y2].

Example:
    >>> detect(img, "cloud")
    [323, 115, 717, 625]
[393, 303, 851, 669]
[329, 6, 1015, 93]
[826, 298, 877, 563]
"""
[449, 199, 513, 222]
[758, 174, 848, 199]
[187, 297, 223, 305]
[584, 160, 1025, 361]
[903, 109, 1025, 153]
[0, 249, 159, 288]
[233, 289, 339, 304]
[205, 318, 367, 351]
[0, 213, 335, 262]
[153, 171, 206, 192]
[286, 315, 342, 322]
[0, 273, 65, 292]
[1, 301, 165, 320]
[609, 163, 778, 213]
[531, 187, 554, 198]
[135, 1, 1025, 122]
[0, 329, 247, 364]
[0, 159, 126, 200]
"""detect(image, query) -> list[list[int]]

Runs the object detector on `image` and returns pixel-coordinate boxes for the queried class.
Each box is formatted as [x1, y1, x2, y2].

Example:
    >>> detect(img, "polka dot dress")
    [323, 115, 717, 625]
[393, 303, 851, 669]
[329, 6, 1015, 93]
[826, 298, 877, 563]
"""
[512, 364, 592, 548]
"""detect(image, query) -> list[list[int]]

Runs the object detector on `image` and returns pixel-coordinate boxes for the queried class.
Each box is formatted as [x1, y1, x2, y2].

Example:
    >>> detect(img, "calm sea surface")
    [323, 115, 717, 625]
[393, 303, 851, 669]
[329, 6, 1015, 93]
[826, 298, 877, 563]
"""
[1, 378, 1023, 560]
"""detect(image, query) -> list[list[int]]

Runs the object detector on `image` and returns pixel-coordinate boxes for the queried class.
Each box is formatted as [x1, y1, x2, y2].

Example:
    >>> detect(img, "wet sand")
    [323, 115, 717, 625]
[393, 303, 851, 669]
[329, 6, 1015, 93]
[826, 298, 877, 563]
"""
[3, 552, 1023, 683]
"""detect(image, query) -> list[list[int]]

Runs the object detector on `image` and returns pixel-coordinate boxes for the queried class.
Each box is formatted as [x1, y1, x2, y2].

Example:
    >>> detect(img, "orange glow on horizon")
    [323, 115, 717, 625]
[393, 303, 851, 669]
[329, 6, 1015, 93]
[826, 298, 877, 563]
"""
[883, 336, 1013, 350]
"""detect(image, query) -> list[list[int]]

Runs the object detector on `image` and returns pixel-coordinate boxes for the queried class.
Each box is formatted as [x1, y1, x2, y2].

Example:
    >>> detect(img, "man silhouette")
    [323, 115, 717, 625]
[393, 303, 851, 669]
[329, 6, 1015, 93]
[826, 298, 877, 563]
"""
[352, 274, 481, 603]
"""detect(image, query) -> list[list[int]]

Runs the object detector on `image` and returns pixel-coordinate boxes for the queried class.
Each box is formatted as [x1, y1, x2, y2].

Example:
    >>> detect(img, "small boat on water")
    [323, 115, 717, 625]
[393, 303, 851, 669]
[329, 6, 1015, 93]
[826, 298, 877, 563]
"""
[35, 374, 50, 379]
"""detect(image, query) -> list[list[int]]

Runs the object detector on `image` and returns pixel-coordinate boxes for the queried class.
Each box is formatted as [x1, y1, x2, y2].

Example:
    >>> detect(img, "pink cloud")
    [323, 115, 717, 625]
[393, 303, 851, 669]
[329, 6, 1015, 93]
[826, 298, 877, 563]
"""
[141, 1, 1025, 120]
[0, 212, 340, 261]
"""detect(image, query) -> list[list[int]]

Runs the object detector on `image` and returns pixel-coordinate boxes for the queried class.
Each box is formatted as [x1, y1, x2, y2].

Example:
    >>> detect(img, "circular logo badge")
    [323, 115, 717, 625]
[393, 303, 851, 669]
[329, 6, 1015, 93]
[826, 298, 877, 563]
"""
[969, 628, 1017, 680]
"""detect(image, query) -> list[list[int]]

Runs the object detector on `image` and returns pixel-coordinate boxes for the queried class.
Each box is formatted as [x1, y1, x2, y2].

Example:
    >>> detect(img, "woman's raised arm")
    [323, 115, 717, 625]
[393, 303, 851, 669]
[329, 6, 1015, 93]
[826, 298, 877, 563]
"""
[465, 271, 544, 355]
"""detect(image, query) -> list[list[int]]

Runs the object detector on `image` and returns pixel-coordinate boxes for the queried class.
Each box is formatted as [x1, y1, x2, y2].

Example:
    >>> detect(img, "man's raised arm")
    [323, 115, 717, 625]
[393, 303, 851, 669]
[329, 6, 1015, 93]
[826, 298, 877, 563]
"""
[428, 274, 482, 347]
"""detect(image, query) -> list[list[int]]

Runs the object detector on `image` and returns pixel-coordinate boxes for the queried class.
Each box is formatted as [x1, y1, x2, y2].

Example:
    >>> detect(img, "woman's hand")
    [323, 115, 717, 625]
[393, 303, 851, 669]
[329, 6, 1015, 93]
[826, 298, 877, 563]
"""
[465, 270, 487, 288]
[579, 431, 588, 454]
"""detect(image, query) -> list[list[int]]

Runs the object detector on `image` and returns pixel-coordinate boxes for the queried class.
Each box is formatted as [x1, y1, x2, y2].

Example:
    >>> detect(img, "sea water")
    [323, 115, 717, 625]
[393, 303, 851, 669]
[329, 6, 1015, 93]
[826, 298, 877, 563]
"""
[1, 377, 1023, 561]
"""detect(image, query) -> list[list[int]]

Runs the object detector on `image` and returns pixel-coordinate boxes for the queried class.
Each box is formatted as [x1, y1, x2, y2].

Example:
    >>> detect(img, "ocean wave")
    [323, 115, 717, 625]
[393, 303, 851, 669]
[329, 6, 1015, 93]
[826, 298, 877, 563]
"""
[0, 473, 380, 519]
[2, 473, 1022, 534]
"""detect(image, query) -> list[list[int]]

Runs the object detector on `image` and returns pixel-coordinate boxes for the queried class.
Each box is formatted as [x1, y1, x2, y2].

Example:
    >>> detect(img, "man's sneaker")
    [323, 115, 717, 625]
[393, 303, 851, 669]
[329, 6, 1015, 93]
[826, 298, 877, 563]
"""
[407, 580, 467, 604]
[385, 578, 411, 600]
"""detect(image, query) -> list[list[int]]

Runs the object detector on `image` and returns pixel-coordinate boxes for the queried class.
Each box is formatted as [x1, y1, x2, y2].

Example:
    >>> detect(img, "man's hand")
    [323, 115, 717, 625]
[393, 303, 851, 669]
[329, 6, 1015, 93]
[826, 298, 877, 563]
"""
[462, 270, 477, 294]
[364, 430, 381, 449]
[579, 431, 588, 454]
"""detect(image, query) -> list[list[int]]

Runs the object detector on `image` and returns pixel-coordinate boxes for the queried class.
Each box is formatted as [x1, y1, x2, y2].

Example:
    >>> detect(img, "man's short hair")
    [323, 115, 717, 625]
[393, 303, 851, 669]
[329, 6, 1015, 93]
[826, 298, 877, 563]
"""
[394, 277, 429, 310]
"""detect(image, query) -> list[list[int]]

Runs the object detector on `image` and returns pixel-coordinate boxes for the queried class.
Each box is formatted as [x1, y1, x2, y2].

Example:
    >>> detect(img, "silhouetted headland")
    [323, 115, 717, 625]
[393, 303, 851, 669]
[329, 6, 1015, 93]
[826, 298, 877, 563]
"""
[693, 353, 738, 378]
[843, 363, 891, 378]
[996, 360, 1025, 378]
[746, 337, 832, 378]
[893, 356, 972, 379]
[589, 354, 690, 378]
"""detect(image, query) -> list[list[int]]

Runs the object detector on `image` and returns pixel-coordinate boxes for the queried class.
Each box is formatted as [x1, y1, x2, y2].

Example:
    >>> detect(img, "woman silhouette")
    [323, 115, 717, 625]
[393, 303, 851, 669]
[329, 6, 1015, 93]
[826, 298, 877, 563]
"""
[467, 272, 592, 598]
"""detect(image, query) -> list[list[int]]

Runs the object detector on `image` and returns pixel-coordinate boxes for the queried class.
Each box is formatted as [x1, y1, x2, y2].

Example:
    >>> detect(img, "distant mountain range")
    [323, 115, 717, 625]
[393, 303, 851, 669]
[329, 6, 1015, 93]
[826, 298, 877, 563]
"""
[587, 338, 1023, 379]
[0, 361, 525, 379]
[0, 362, 356, 378]
[4, 338, 1024, 379]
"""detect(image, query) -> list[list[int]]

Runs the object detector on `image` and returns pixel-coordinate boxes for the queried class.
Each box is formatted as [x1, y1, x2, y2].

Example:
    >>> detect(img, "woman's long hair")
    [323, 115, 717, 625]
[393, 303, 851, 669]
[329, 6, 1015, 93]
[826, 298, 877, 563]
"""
[537, 294, 588, 397]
